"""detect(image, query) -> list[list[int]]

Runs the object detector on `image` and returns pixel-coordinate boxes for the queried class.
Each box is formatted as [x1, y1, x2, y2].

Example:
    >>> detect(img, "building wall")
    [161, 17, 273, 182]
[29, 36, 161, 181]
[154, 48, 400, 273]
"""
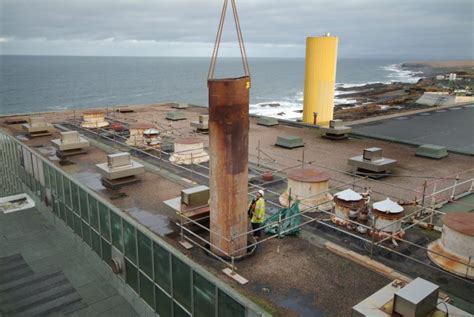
[0, 130, 267, 317]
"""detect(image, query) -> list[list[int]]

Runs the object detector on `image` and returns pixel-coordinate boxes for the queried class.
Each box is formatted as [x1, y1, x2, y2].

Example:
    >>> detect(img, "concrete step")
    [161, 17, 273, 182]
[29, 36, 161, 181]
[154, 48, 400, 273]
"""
[2, 282, 75, 314]
[17, 290, 83, 317]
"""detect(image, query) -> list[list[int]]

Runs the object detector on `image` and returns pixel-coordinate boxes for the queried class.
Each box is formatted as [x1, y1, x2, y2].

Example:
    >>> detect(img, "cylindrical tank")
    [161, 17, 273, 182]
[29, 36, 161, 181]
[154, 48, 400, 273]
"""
[81, 111, 109, 128]
[370, 198, 405, 239]
[126, 123, 154, 147]
[169, 137, 209, 165]
[279, 168, 333, 211]
[302, 35, 338, 125]
[208, 76, 250, 257]
[428, 212, 474, 279]
[143, 128, 161, 147]
[331, 189, 364, 227]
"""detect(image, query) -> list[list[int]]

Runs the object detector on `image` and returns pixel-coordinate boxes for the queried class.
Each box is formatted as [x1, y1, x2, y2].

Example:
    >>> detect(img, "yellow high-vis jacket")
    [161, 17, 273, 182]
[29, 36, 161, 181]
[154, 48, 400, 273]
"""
[251, 198, 265, 224]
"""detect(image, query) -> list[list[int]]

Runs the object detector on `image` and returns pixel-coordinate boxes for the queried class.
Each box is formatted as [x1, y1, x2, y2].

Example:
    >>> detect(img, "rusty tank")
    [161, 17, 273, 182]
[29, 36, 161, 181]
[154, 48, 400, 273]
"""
[208, 76, 250, 257]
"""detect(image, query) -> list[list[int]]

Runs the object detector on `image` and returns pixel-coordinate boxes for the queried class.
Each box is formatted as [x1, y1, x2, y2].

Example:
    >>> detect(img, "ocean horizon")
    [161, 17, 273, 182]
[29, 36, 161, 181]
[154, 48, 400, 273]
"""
[0, 55, 422, 119]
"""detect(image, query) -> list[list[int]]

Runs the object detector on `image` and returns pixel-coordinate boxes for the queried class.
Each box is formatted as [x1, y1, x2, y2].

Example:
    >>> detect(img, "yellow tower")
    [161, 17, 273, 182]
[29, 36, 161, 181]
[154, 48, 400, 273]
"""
[302, 34, 338, 125]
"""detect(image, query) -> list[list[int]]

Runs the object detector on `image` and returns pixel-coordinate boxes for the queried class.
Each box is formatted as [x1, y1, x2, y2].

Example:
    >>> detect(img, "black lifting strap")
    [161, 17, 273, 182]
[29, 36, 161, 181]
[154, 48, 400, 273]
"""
[208, 0, 251, 81]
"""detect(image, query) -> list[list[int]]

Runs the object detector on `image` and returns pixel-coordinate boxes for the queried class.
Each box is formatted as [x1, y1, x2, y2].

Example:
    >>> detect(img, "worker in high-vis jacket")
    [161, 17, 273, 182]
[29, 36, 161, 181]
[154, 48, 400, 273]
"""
[248, 190, 266, 240]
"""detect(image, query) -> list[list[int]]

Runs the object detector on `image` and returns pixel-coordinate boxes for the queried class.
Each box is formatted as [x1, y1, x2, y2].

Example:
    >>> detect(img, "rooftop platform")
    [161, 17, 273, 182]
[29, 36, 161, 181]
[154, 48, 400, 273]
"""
[1, 103, 473, 315]
[352, 104, 474, 155]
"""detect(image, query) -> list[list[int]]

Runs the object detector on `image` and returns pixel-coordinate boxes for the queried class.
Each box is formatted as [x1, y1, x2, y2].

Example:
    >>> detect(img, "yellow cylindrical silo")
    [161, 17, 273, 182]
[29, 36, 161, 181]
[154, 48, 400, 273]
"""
[302, 35, 338, 125]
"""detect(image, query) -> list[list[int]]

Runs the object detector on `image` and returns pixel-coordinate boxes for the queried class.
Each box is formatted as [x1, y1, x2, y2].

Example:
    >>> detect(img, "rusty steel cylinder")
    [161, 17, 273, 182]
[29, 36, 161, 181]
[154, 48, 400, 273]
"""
[208, 76, 250, 257]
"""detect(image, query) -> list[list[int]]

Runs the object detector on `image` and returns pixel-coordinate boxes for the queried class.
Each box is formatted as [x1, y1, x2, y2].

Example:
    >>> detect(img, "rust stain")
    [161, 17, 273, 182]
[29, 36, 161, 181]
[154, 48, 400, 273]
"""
[287, 168, 329, 183]
[208, 76, 250, 257]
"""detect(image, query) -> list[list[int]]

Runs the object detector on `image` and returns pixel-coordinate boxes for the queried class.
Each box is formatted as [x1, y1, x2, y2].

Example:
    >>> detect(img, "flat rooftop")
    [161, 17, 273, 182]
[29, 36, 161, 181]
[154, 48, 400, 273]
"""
[1, 103, 473, 315]
[0, 207, 137, 316]
[352, 104, 474, 155]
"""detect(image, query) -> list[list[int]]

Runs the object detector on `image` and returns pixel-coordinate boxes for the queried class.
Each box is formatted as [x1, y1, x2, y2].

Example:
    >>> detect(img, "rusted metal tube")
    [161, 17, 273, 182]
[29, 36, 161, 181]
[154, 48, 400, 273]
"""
[208, 76, 250, 257]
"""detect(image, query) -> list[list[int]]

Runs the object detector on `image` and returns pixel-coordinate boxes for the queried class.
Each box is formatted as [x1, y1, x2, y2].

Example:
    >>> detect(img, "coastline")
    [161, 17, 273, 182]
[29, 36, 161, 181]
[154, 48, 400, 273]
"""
[251, 60, 473, 122]
[329, 61, 473, 122]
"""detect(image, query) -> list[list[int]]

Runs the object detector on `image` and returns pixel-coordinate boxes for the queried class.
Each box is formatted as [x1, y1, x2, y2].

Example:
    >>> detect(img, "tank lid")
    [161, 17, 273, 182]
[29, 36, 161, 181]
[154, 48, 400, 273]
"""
[372, 198, 403, 214]
[287, 168, 329, 183]
[175, 137, 203, 145]
[83, 110, 105, 115]
[143, 128, 160, 135]
[335, 189, 363, 202]
[129, 123, 155, 129]
[443, 212, 474, 236]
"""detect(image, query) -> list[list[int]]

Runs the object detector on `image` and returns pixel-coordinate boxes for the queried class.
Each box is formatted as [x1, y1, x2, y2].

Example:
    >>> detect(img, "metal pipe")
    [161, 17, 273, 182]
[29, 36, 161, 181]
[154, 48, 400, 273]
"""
[208, 76, 251, 257]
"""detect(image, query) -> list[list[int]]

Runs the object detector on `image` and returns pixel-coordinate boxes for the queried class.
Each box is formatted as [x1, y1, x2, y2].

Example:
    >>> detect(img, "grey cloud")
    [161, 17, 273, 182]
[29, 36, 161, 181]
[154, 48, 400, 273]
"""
[0, 0, 472, 58]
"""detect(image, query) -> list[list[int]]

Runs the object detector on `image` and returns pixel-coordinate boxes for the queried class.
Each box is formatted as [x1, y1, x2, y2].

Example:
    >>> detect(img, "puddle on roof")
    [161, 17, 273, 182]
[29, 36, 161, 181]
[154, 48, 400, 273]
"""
[252, 284, 323, 317]
[37, 146, 57, 156]
[72, 170, 106, 191]
[126, 207, 174, 236]
[278, 289, 324, 317]
[16, 135, 29, 141]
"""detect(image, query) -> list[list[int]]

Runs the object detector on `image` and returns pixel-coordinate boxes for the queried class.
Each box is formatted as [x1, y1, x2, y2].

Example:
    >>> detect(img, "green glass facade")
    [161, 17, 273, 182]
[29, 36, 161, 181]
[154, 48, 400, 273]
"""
[0, 131, 262, 317]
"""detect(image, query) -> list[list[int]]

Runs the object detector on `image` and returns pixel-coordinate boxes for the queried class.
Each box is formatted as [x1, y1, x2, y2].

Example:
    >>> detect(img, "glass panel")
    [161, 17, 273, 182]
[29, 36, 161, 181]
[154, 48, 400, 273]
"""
[91, 230, 101, 257]
[98, 202, 110, 241]
[63, 177, 72, 207]
[52, 199, 59, 216]
[88, 195, 99, 230]
[139, 273, 154, 309]
[50, 168, 57, 196]
[153, 242, 171, 293]
[56, 172, 63, 202]
[70, 182, 80, 213]
[110, 211, 123, 251]
[155, 286, 172, 317]
[65, 207, 74, 229]
[125, 259, 138, 292]
[79, 189, 89, 221]
[123, 221, 137, 264]
[174, 303, 190, 317]
[82, 221, 91, 246]
[73, 213, 82, 238]
[172, 255, 191, 310]
[43, 162, 50, 188]
[218, 290, 245, 317]
[137, 231, 152, 277]
[58, 201, 66, 222]
[101, 238, 112, 267]
[194, 273, 216, 317]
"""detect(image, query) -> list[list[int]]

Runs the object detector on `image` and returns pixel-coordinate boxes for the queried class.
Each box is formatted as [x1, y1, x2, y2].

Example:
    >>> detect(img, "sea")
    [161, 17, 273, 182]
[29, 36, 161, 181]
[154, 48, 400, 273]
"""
[0, 55, 423, 119]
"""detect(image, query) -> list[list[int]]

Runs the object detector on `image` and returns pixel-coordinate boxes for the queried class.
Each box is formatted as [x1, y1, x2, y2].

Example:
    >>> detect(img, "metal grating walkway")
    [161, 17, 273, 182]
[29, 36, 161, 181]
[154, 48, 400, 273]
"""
[0, 254, 86, 316]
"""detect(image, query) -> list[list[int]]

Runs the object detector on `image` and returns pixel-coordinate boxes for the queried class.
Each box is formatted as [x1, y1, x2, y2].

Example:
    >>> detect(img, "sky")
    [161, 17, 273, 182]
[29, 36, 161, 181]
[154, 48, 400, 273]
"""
[0, 0, 472, 59]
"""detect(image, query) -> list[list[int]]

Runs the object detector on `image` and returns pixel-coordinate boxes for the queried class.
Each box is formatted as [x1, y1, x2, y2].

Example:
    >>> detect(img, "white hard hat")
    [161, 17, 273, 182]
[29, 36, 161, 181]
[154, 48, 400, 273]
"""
[258, 190, 264, 197]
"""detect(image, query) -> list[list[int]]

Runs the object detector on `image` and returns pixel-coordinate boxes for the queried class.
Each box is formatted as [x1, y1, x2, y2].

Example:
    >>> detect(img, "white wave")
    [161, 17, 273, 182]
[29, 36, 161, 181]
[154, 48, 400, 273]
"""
[47, 105, 70, 111]
[250, 100, 303, 121]
[335, 90, 358, 96]
[250, 89, 358, 120]
[381, 64, 423, 83]
[336, 81, 387, 89]
[335, 97, 357, 105]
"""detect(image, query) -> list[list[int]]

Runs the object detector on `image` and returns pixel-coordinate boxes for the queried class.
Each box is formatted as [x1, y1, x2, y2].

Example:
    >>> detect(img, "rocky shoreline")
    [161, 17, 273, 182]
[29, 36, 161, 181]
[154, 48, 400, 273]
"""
[332, 61, 473, 121]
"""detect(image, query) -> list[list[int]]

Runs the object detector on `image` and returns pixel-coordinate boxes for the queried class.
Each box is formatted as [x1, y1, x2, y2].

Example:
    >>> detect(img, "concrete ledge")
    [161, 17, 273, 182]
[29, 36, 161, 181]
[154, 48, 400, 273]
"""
[96, 162, 145, 180]
[51, 137, 90, 151]
[416, 144, 448, 159]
